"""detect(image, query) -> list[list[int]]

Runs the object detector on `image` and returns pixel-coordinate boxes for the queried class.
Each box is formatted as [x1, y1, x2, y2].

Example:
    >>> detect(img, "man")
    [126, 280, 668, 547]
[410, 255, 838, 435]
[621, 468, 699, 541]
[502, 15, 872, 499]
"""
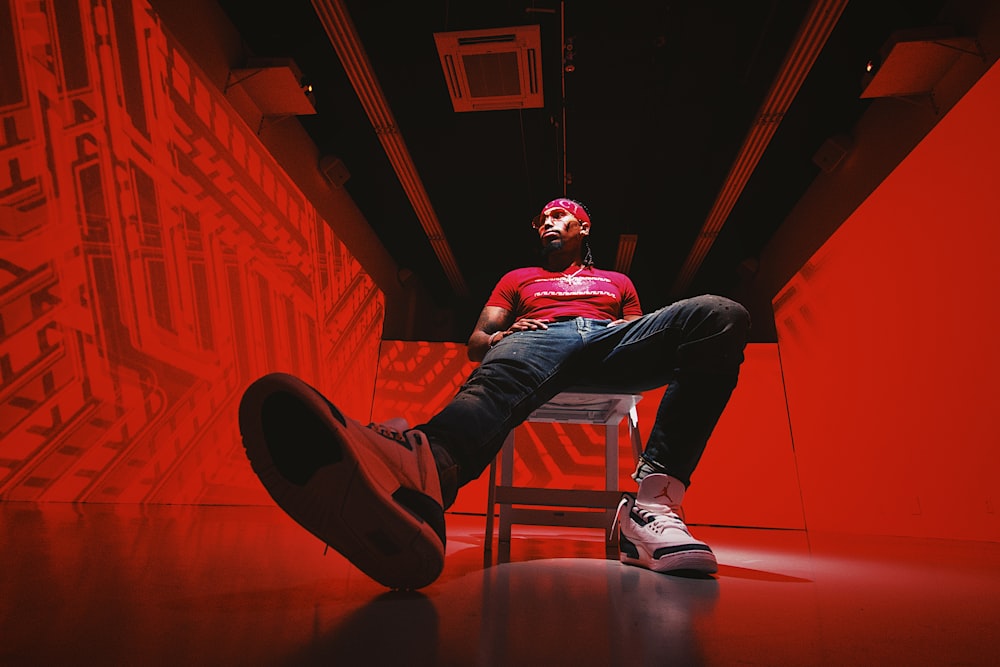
[239, 198, 749, 590]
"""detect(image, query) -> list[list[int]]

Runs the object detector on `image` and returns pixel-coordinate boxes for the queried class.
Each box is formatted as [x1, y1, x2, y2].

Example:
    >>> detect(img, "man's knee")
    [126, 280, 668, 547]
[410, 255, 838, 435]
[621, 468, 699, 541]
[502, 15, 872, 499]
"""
[718, 296, 751, 333]
[685, 296, 751, 367]
[690, 295, 751, 333]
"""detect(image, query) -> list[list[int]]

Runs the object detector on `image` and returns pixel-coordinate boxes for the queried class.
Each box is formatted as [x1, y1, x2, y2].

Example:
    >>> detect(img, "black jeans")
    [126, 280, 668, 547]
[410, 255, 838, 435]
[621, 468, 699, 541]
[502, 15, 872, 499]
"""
[419, 295, 750, 495]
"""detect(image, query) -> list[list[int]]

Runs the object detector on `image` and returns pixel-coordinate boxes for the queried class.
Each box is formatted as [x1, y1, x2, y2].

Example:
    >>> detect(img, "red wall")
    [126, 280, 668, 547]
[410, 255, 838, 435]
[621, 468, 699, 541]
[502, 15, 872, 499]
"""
[0, 0, 382, 504]
[775, 60, 1000, 542]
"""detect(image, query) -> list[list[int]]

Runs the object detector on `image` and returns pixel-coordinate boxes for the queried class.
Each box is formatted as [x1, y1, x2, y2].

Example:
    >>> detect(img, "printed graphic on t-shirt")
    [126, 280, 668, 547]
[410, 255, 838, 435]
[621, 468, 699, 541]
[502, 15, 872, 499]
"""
[524, 273, 620, 305]
[485, 267, 643, 322]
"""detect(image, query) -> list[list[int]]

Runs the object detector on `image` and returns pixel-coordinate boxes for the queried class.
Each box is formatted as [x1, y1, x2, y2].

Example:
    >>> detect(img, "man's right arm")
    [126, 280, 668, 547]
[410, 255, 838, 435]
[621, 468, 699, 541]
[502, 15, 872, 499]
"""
[467, 306, 514, 362]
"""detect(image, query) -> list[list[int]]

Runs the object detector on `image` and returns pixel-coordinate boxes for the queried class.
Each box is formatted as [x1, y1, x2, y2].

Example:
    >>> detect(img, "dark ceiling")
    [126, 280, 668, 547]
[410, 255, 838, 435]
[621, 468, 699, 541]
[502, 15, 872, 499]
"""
[216, 0, 950, 341]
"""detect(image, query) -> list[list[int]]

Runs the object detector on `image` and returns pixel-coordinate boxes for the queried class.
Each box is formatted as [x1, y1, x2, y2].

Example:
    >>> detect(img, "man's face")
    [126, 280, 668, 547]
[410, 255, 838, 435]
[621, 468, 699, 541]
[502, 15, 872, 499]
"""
[534, 206, 588, 250]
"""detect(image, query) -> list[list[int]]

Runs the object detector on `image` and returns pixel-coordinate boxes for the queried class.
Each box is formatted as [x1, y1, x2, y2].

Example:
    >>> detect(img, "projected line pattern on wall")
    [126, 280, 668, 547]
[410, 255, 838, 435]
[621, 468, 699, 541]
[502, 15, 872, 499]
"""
[0, 0, 383, 505]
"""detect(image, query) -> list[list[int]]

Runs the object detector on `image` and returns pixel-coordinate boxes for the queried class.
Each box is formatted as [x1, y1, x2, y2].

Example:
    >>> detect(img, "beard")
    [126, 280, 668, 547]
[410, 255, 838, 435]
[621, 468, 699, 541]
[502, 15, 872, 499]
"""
[541, 238, 563, 255]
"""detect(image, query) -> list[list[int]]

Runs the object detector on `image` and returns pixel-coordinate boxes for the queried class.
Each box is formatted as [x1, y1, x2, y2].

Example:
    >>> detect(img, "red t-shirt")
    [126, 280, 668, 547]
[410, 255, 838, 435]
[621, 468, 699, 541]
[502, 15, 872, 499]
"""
[486, 266, 642, 322]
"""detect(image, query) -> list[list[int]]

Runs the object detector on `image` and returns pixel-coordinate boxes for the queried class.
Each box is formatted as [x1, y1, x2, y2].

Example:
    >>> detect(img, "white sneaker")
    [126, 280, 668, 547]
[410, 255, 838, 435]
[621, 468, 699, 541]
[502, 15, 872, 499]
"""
[239, 372, 445, 590]
[613, 473, 717, 574]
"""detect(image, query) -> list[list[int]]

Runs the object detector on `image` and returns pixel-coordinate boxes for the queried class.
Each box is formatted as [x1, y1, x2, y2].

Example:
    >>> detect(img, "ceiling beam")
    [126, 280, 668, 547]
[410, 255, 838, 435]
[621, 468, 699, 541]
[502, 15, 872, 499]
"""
[310, 0, 469, 297]
[669, 0, 849, 298]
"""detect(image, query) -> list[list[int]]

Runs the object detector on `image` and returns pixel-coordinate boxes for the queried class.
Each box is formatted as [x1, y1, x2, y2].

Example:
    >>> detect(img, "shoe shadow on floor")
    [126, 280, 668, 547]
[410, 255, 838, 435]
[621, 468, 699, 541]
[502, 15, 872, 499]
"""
[716, 564, 813, 583]
[276, 555, 724, 666]
[285, 590, 441, 666]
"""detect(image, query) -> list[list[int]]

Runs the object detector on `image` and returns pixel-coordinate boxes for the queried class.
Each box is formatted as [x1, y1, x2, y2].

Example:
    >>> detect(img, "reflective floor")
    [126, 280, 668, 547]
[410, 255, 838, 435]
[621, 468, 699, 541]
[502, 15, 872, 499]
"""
[2, 502, 999, 666]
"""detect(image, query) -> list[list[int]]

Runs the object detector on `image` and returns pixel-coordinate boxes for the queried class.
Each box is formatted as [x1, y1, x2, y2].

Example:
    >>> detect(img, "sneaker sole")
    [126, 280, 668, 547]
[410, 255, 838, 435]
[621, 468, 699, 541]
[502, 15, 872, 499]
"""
[620, 534, 718, 574]
[238, 373, 445, 590]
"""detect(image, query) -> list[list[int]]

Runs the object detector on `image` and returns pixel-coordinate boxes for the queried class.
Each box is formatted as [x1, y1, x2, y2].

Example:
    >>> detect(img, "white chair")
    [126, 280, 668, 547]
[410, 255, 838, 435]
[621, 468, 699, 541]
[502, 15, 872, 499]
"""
[484, 389, 643, 565]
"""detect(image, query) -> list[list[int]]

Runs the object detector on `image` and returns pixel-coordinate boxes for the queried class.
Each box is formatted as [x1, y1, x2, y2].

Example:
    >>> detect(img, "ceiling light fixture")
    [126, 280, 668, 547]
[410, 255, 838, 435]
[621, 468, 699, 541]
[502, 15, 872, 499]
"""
[860, 26, 983, 108]
[225, 57, 317, 120]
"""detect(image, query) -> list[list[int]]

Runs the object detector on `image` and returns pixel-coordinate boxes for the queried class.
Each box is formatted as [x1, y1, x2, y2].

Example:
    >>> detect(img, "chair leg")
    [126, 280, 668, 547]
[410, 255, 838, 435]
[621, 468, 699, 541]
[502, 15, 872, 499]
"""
[484, 457, 497, 567]
[497, 431, 515, 564]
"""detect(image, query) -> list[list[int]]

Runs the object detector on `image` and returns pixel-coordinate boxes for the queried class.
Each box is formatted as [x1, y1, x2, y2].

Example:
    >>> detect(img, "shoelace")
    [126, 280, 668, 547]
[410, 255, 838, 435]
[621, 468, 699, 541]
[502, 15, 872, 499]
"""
[367, 421, 405, 442]
[610, 494, 689, 541]
[366, 421, 429, 449]
[610, 495, 632, 541]
[633, 505, 689, 535]
[364, 421, 437, 496]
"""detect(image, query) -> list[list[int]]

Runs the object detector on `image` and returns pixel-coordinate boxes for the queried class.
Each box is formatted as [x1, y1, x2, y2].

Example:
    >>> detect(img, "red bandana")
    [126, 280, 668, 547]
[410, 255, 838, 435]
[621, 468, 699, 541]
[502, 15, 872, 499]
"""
[541, 198, 590, 224]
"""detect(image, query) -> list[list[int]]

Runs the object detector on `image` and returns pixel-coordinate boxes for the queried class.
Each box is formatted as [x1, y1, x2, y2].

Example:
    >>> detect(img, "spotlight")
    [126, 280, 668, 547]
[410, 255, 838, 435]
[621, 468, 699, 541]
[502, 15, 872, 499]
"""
[301, 81, 316, 106]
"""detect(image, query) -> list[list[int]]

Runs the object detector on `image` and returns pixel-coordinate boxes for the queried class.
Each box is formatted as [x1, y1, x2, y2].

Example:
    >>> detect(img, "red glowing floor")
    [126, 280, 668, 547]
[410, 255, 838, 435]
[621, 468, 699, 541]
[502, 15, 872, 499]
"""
[2, 502, 998, 665]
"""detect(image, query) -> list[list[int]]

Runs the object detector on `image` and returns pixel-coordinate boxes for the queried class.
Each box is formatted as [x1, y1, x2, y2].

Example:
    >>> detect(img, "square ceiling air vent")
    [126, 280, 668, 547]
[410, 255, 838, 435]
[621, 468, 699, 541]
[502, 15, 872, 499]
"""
[433, 25, 544, 112]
